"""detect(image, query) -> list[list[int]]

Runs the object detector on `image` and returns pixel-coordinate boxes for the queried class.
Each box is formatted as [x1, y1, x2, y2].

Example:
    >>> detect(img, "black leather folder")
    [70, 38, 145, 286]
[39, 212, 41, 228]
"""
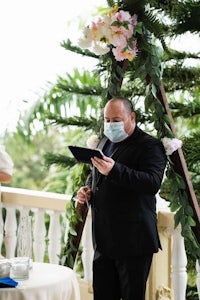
[68, 146, 103, 163]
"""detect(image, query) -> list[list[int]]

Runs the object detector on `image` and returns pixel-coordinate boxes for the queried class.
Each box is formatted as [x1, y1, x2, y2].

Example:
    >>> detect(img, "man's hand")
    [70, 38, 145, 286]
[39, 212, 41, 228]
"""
[91, 155, 115, 176]
[77, 186, 92, 206]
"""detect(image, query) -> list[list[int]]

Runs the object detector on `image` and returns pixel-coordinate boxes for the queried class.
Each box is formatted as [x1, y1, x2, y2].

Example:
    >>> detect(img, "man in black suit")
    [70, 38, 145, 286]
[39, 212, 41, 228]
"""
[77, 96, 167, 300]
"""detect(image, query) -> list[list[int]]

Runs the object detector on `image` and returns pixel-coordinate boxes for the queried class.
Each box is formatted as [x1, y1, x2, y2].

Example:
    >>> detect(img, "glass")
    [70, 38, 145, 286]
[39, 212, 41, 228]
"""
[17, 215, 33, 268]
[0, 259, 10, 278]
[10, 257, 30, 280]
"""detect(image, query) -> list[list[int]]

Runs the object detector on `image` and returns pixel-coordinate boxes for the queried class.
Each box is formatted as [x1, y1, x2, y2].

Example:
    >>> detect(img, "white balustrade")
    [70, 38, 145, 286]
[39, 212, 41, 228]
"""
[0, 186, 69, 264]
[47, 210, 62, 264]
[0, 187, 199, 300]
[33, 209, 46, 262]
[171, 229, 187, 300]
[4, 205, 17, 258]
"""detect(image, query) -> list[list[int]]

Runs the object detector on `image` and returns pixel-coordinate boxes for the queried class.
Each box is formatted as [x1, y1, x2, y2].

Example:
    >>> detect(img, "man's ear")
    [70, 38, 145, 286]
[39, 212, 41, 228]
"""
[131, 112, 136, 121]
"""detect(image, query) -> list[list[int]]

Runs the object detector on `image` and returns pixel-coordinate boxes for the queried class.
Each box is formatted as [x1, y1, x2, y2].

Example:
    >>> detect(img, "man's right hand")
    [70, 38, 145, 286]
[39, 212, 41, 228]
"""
[77, 186, 92, 205]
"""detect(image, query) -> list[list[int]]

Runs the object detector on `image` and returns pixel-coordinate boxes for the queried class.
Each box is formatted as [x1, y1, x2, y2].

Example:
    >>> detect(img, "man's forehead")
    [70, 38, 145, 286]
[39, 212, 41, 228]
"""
[105, 101, 124, 111]
[104, 108, 124, 119]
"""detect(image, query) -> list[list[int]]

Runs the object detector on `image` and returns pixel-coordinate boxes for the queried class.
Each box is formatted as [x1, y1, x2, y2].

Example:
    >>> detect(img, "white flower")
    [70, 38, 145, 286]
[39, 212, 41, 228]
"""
[161, 137, 183, 156]
[77, 26, 93, 48]
[87, 135, 99, 148]
[78, 37, 92, 49]
[92, 42, 110, 55]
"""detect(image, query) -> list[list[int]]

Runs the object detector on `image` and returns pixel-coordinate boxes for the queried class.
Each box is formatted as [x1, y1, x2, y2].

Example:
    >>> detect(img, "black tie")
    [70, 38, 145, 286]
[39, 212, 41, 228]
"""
[103, 141, 119, 157]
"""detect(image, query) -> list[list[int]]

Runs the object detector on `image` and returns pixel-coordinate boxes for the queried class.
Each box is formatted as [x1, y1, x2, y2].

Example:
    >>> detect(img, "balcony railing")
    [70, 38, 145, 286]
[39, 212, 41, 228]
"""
[0, 186, 199, 300]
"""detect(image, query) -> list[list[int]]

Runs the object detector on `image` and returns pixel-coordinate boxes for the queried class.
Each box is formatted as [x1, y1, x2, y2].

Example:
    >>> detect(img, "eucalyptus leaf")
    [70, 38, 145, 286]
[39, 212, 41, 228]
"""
[174, 207, 184, 228]
[69, 227, 78, 236]
[187, 216, 196, 227]
[151, 83, 157, 98]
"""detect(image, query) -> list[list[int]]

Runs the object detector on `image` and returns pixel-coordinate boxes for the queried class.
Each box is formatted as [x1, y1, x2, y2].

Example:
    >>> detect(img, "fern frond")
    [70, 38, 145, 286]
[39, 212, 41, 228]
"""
[46, 115, 98, 131]
[183, 132, 200, 173]
[171, 1, 200, 34]
[44, 152, 76, 168]
[143, 9, 169, 53]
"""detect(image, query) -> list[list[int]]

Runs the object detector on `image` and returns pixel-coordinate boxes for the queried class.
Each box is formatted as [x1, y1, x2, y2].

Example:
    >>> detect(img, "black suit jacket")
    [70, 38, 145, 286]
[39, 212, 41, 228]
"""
[86, 126, 167, 258]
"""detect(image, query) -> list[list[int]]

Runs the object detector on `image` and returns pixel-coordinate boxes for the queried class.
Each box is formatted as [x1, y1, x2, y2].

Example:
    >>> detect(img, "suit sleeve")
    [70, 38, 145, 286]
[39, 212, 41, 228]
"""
[106, 139, 167, 194]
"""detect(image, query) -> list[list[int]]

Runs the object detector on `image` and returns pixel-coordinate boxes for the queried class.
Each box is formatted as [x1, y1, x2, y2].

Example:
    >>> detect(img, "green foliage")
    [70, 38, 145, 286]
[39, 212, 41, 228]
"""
[171, 1, 200, 34]
[5, 130, 60, 190]
[142, 41, 200, 258]
[163, 166, 200, 259]
[46, 115, 100, 132]
[44, 152, 76, 169]
[183, 132, 200, 174]
[59, 163, 90, 268]
[16, 69, 103, 137]
[170, 98, 200, 124]
[143, 5, 168, 53]
[186, 285, 199, 300]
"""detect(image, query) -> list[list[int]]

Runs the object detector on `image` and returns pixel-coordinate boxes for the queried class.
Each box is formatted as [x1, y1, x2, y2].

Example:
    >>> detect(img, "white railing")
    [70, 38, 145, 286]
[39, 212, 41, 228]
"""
[0, 186, 199, 300]
[0, 186, 70, 263]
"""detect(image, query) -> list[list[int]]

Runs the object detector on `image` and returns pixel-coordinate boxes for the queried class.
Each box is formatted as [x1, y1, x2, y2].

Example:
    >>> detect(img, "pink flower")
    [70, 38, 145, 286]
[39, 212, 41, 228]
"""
[112, 46, 126, 61]
[111, 34, 127, 48]
[131, 15, 138, 27]
[112, 10, 132, 23]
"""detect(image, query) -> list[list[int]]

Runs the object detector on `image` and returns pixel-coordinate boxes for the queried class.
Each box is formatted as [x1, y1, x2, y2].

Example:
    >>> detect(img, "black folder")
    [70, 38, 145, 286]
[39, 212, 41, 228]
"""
[68, 146, 103, 163]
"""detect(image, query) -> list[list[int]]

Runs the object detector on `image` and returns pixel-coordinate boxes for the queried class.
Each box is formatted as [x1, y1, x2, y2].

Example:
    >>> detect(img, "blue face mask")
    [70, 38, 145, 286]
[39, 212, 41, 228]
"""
[104, 121, 128, 143]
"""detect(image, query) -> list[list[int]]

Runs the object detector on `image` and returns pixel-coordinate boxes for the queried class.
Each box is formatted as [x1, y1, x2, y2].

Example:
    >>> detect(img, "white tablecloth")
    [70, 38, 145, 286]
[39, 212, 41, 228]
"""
[0, 262, 80, 300]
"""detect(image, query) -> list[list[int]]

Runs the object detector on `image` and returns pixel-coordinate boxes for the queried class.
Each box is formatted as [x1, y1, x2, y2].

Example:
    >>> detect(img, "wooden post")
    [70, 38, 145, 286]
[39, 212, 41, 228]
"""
[157, 83, 200, 243]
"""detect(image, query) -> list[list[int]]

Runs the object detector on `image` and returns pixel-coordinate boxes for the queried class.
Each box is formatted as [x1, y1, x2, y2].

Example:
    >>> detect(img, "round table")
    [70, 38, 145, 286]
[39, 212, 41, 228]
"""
[0, 262, 80, 300]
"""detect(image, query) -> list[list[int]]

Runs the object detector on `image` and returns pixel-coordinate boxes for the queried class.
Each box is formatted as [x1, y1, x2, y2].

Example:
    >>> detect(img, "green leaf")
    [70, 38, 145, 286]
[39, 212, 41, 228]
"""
[151, 83, 157, 98]
[185, 205, 194, 216]
[116, 65, 125, 78]
[134, 22, 143, 34]
[174, 207, 183, 228]
[67, 253, 75, 269]
[169, 201, 180, 212]
[69, 227, 77, 236]
[187, 216, 196, 227]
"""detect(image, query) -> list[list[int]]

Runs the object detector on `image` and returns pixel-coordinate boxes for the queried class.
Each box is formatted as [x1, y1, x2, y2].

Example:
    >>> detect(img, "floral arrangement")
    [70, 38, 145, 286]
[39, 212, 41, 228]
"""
[78, 5, 141, 62]
[161, 137, 182, 156]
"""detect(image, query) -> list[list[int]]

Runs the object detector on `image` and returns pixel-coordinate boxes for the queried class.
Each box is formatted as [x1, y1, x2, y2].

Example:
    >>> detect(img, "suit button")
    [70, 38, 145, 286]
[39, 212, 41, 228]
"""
[96, 187, 99, 191]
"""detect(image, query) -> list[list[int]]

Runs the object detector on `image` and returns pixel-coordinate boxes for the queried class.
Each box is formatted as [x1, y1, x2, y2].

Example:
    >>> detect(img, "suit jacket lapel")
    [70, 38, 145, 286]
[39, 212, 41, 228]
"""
[91, 137, 108, 190]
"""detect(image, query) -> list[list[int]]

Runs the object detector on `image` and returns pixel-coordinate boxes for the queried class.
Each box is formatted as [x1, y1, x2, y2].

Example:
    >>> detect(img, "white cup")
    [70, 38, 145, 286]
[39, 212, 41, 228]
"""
[10, 257, 30, 280]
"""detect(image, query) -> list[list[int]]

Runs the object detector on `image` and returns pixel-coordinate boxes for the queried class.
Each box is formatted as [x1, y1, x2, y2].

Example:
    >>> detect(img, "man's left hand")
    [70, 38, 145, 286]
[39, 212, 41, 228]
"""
[91, 155, 114, 176]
